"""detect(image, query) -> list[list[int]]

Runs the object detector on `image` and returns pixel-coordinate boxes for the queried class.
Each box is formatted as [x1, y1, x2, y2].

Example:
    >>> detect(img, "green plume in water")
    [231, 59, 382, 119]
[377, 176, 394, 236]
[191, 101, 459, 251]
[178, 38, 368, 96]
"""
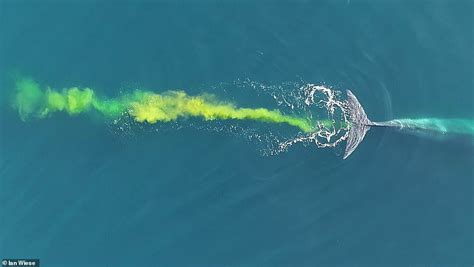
[12, 77, 317, 132]
[12, 76, 474, 159]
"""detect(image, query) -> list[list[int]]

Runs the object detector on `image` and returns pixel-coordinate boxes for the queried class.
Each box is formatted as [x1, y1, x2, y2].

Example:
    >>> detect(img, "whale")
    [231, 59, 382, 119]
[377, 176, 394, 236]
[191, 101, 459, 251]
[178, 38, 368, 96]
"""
[343, 90, 474, 159]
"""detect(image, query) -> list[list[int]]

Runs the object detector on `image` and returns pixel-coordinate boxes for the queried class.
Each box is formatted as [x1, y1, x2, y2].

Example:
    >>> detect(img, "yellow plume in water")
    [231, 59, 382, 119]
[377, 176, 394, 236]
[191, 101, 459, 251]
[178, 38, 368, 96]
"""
[13, 77, 315, 132]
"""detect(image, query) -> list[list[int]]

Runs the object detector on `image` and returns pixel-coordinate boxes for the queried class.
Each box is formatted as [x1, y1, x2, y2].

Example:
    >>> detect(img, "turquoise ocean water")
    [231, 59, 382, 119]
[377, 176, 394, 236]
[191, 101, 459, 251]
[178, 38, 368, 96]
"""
[0, 1, 473, 266]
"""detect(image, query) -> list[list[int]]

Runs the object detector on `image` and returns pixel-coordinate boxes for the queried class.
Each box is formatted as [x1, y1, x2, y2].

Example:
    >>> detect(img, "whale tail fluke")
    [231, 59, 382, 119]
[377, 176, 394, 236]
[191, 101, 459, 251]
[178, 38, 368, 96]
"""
[343, 90, 374, 159]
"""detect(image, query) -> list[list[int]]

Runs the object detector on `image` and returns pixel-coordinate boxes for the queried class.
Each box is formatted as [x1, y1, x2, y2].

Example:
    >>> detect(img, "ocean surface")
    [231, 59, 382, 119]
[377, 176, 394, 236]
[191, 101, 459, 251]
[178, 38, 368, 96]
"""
[0, 0, 473, 266]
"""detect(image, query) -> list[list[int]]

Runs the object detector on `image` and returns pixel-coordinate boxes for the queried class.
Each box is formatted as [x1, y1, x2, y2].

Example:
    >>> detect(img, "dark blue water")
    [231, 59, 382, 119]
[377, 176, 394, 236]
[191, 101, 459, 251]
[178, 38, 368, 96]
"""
[1, 1, 473, 266]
